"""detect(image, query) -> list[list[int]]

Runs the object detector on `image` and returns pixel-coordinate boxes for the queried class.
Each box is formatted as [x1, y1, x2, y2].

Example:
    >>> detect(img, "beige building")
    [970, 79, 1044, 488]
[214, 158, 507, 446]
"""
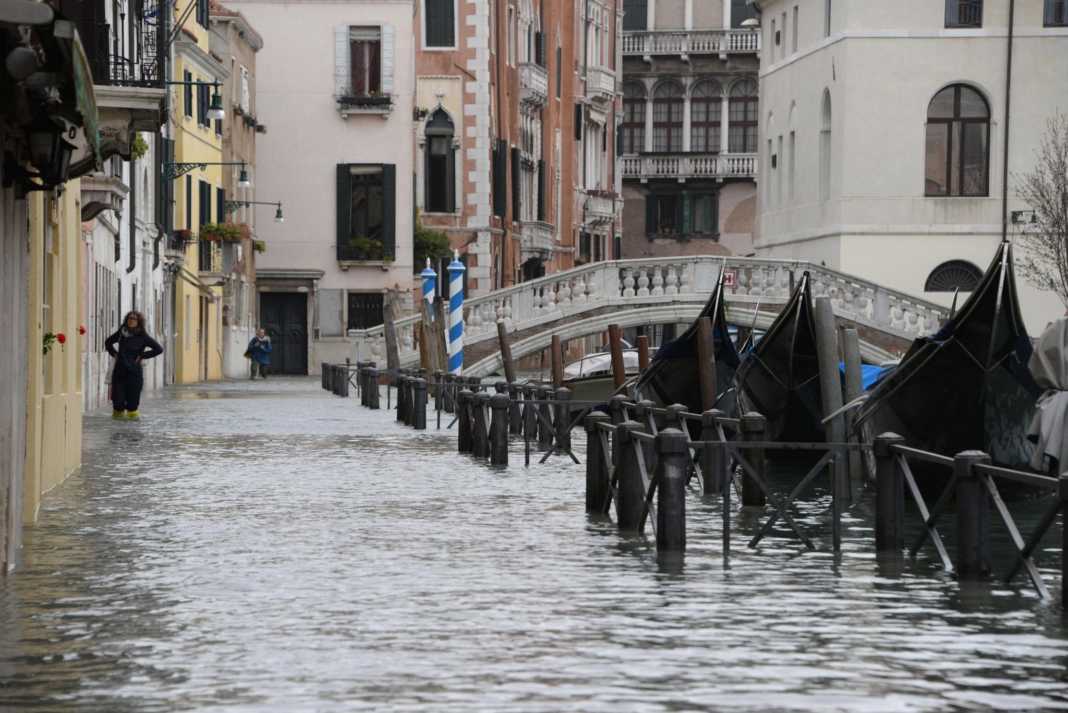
[228, 0, 417, 373]
[620, 0, 761, 259]
[753, 0, 1067, 332]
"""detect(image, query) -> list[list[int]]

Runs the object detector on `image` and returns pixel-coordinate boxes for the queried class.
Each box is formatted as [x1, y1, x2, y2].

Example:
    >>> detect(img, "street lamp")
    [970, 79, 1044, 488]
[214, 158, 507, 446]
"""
[274, 204, 284, 223]
[162, 161, 249, 180]
[223, 199, 284, 222]
[238, 166, 250, 188]
[207, 92, 226, 121]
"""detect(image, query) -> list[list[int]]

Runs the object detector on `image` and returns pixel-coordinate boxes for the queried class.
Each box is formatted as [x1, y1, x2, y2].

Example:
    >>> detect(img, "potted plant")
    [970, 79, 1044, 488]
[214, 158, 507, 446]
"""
[253, 239, 267, 253]
[348, 235, 386, 260]
[199, 222, 248, 242]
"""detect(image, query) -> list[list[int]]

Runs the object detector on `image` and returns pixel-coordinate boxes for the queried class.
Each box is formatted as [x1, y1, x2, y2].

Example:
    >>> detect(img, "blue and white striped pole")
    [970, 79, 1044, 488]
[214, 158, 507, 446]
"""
[420, 258, 437, 317]
[447, 250, 465, 375]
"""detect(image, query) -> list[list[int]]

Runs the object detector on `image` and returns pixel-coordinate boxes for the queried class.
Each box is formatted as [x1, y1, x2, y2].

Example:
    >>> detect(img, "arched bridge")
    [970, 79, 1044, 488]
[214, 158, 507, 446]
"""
[348, 256, 950, 376]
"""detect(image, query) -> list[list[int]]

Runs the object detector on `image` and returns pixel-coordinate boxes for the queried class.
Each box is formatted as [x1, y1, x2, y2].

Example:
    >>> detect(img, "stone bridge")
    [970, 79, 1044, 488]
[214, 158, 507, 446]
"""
[347, 256, 950, 377]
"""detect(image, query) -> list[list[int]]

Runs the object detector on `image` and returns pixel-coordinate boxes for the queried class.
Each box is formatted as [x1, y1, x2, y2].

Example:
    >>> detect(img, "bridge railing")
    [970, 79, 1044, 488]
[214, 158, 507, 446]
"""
[346, 256, 950, 367]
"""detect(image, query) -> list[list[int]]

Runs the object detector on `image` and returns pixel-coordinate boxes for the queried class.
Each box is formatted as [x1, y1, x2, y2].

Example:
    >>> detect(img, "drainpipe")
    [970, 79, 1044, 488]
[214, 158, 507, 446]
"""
[127, 155, 137, 274]
[1001, 0, 1015, 243]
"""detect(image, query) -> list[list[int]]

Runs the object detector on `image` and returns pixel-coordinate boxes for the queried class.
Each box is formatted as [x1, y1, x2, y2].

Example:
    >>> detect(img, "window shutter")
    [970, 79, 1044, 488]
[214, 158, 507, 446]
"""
[217, 187, 225, 226]
[534, 31, 543, 65]
[380, 24, 395, 95]
[381, 163, 396, 260]
[536, 159, 546, 221]
[163, 138, 175, 234]
[446, 146, 456, 212]
[184, 71, 192, 117]
[510, 146, 520, 221]
[492, 140, 508, 218]
[334, 26, 351, 96]
[185, 175, 192, 229]
[336, 164, 351, 258]
[574, 104, 583, 141]
[555, 47, 561, 97]
[624, 0, 647, 30]
[644, 194, 656, 236]
[616, 127, 624, 155]
[368, 40, 381, 94]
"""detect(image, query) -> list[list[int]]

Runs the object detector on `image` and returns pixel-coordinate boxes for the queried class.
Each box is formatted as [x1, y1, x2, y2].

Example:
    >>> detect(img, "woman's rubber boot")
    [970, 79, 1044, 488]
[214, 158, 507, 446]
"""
[112, 410, 126, 420]
[126, 410, 141, 421]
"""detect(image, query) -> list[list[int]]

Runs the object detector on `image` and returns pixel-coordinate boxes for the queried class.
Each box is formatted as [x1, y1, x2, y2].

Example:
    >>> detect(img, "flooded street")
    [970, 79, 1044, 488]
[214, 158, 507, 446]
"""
[1, 378, 1067, 712]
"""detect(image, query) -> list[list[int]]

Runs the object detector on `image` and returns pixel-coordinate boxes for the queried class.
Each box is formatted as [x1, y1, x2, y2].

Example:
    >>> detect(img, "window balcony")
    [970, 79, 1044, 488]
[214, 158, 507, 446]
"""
[519, 220, 555, 259]
[586, 65, 617, 104]
[621, 29, 761, 59]
[519, 63, 548, 106]
[622, 153, 758, 182]
[583, 190, 619, 225]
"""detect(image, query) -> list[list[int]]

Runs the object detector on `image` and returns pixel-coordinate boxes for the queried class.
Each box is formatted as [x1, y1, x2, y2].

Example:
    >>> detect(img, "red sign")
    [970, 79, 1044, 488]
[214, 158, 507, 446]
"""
[723, 269, 737, 288]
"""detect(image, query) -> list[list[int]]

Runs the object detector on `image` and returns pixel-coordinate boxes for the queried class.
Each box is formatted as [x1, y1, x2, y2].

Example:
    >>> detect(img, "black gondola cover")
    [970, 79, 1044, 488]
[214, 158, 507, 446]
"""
[854, 243, 1040, 470]
[734, 272, 824, 442]
[634, 272, 741, 414]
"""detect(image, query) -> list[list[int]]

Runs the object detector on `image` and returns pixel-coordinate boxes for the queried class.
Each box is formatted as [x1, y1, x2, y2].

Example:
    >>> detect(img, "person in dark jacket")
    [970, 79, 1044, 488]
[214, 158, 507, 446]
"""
[247, 328, 272, 379]
[105, 311, 164, 420]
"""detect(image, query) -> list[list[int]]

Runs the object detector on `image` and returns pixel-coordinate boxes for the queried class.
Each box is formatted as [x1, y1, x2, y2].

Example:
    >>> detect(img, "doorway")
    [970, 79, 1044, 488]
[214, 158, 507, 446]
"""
[260, 292, 308, 375]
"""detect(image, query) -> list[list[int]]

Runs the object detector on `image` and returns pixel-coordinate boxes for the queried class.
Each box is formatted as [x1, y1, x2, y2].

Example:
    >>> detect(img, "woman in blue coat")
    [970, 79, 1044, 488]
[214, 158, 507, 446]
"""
[247, 328, 273, 379]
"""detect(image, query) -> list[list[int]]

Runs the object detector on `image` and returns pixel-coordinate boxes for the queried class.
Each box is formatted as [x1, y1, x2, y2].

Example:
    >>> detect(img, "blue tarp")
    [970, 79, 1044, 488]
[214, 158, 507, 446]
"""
[839, 362, 892, 391]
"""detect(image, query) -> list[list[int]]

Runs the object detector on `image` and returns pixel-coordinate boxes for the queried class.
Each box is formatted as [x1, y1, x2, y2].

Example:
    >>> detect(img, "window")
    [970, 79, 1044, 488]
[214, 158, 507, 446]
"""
[350, 27, 381, 96]
[507, 6, 516, 66]
[425, 0, 456, 47]
[824, 0, 831, 36]
[820, 90, 831, 201]
[1046, 0, 1068, 26]
[216, 187, 225, 228]
[652, 82, 683, 152]
[185, 175, 192, 229]
[945, 0, 982, 28]
[183, 70, 192, 117]
[492, 139, 508, 218]
[792, 6, 799, 53]
[728, 79, 758, 153]
[337, 164, 396, 261]
[555, 46, 561, 98]
[690, 81, 722, 153]
[240, 66, 251, 113]
[198, 180, 212, 271]
[622, 83, 646, 154]
[731, 0, 757, 28]
[925, 261, 983, 292]
[197, 82, 210, 126]
[623, 0, 647, 31]
[692, 194, 717, 234]
[196, 0, 208, 28]
[425, 109, 456, 212]
[925, 84, 989, 197]
[347, 292, 385, 330]
[788, 131, 796, 201]
[652, 194, 679, 235]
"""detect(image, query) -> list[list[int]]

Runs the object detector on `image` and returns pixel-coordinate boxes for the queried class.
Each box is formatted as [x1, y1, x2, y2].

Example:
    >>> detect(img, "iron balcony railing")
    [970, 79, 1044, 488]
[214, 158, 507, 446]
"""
[78, 2, 165, 88]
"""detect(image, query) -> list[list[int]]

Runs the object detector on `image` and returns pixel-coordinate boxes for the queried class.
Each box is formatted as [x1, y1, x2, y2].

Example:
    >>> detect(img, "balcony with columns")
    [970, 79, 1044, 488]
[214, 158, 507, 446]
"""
[586, 65, 617, 105]
[519, 63, 549, 107]
[622, 29, 760, 60]
[622, 153, 757, 181]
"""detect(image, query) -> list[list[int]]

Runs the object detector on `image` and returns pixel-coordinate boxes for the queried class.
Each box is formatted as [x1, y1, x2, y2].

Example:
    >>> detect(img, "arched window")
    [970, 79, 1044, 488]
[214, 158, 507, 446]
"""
[728, 79, 758, 153]
[425, 109, 456, 212]
[925, 84, 989, 197]
[925, 260, 983, 292]
[820, 89, 831, 201]
[652, 82, 684, 152]
[621, 82, 646, 154]
[690, 80, 722, 153]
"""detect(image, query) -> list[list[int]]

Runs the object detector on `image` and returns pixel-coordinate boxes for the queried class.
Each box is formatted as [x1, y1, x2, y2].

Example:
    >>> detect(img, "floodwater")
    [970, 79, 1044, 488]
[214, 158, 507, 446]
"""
[1, 378, 1066, 712]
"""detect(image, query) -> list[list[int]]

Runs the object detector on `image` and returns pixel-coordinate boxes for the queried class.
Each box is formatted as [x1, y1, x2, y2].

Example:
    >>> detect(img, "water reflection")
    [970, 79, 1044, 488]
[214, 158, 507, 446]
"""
[0, 378, 1066, 712]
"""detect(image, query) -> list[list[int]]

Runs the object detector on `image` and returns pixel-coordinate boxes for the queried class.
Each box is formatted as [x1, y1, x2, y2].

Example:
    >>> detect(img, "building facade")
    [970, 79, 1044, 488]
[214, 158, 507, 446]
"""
[413, 0, 623, 297]
[170, 0, 229, 384]
[55, 0, 169, 410]
[229, 0, 416, 373]
[1, 7, 104, 571]
[754, 0, 1067, 332]
[210, 1, 264, 378]
[619, 0, 760, 260]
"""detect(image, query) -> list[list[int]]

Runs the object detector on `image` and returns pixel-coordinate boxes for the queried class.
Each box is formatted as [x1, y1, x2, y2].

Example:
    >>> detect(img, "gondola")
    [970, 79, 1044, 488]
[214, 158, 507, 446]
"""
[853, 242, 1041, 480]
[632, 270, 741, 415]
[733, 272, 824, 442]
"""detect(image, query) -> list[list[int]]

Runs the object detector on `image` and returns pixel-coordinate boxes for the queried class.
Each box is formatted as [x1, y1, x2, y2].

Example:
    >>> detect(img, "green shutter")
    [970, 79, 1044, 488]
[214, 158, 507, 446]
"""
[381, 164, 396, 260]
[511, 146, 520, 221]
[336, 164, 351, 260]
[536, 159, 546, 221]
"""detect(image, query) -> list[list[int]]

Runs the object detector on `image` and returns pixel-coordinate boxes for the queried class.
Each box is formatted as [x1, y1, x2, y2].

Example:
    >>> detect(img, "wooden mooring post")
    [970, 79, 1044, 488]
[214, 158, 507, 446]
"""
[696, 316, 717, 411]
[874, 433, 905, 555]
[615, 420, 646, 531]
[608, 324, 627, 388]
[366, 368, 380, 409]
[472, 392, 491, 459]
[456, 389, 473, 454]
[584, 413, 611, 514]
[508, 383, 522, 435]
[637, 335, 650, 373]
[489, 394, 510, 466]
[497, 320, 517, 384]
[656, 428, 689, 553]
[699, 410, 726, 494]
[814, 297, 848, 509]
[740, 412, 767, 507]
[955, 450, 992, 580]
[841, 327, 864, 490]
[551, 335, 565, 387]
[411, 378, 427, 430]
[537, 385, 554, 450]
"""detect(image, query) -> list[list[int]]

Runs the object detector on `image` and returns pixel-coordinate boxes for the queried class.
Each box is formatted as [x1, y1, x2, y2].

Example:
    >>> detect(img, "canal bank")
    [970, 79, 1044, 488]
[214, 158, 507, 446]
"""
[1, 378, 1067, 712]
